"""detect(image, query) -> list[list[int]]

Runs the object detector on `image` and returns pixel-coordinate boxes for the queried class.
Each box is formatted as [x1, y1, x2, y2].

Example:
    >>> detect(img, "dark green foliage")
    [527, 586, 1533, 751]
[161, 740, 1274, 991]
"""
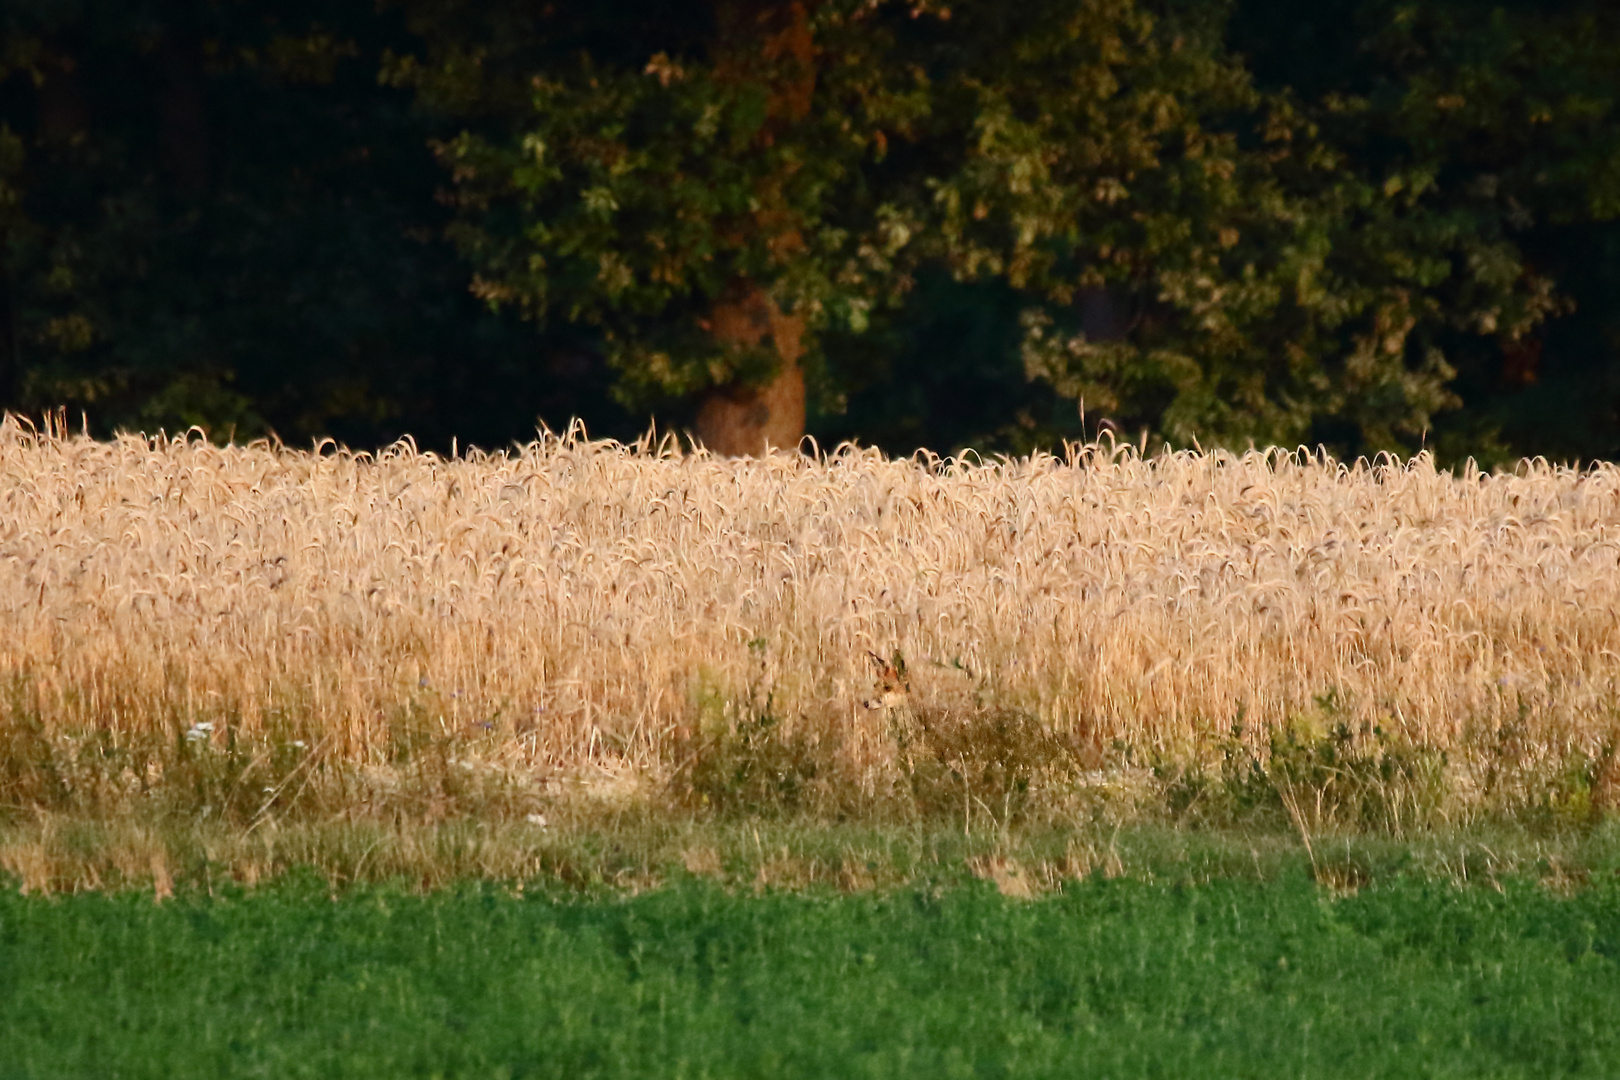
[818, 267, 1091, 457]
[0, 0, 639, 450]
[2, 0, 1619, 461]
[1226, 0, 1620, 464]
[3, 873, 1620, 1077]
[407, 0, 1620, 460]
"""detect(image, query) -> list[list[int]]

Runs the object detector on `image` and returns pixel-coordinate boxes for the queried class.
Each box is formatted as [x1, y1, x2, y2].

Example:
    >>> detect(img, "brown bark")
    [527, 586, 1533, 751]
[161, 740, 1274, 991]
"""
[693, 286, 806, 456]
[690, 2, 816, 456]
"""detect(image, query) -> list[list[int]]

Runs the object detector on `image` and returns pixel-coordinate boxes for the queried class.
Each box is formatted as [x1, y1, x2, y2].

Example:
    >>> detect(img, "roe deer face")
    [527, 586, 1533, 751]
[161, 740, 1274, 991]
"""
[862, 649, 910, 710]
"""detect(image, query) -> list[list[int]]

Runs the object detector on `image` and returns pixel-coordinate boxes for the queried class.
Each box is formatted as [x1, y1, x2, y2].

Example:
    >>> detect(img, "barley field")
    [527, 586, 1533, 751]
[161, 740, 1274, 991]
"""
[3, 412, 1619, 830]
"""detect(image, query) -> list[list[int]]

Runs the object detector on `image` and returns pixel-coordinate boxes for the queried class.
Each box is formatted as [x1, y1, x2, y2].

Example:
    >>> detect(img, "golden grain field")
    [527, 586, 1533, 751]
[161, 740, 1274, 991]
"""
[3, 412, 1619, 825]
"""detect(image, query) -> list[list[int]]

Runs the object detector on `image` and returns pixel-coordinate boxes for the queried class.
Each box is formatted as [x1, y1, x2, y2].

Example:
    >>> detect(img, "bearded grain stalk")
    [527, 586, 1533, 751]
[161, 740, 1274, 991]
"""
[2, 412, 1620, 817]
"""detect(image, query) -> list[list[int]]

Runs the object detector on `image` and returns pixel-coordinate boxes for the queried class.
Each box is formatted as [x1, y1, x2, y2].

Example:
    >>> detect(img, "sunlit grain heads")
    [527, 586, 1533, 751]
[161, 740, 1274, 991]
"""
[2, 413, 1620, 824]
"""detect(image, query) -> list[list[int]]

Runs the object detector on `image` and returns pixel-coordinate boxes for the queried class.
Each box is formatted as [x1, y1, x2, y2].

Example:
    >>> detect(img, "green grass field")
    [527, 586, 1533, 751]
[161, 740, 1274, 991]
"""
[4, 864, 1619, 1079]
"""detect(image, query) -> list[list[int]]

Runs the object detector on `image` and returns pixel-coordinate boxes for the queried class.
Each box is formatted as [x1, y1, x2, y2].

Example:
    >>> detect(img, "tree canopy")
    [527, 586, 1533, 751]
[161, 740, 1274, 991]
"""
[1, 0, 1617, 462]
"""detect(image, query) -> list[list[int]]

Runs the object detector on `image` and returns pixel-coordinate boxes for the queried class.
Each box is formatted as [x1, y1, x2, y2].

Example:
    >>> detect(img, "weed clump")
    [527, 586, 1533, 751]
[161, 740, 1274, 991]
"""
[673, 701, 828, 816]
[895, 704, 1076, 827]
[1159, 694, 1449, 834]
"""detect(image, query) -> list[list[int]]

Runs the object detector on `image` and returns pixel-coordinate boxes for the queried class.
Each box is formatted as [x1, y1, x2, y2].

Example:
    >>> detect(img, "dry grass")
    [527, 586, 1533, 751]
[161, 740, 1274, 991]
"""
[3, 411, 1620, 834]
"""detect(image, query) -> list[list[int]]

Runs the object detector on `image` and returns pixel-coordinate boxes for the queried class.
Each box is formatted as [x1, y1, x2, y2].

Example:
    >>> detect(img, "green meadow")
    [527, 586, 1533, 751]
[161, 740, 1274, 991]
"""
[4, 850, 1620, 1079]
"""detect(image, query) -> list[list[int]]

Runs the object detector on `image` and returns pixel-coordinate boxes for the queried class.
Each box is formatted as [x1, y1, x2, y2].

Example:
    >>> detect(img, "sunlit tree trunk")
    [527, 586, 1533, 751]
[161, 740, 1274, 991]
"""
[693, 285, 805, 455]
[691, 1, 813, 456]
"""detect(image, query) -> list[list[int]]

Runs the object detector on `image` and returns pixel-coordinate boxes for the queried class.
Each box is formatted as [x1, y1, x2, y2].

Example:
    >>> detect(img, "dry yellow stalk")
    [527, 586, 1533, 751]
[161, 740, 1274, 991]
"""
[2, 414, 1618, 808]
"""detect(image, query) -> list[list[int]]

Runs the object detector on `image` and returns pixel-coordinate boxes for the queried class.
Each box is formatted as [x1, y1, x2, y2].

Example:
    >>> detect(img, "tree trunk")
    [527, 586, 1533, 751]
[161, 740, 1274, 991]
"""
[693, 285, 805, 456]
[690, 2, 815, 456]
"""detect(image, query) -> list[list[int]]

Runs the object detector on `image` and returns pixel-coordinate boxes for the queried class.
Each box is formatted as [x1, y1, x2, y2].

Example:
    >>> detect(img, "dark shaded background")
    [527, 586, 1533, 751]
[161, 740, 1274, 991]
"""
[1, 0, 1615, 463]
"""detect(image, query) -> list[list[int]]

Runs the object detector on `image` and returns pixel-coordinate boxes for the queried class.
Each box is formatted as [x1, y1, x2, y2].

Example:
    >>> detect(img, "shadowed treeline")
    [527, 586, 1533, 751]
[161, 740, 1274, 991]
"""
[0, 0, 1617, 462]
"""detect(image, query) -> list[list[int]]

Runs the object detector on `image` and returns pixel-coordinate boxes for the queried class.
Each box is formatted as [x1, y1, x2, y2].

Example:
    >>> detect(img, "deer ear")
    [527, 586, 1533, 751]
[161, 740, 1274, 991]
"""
[890, 649, 908, 679]
[866, 650, 888, 674]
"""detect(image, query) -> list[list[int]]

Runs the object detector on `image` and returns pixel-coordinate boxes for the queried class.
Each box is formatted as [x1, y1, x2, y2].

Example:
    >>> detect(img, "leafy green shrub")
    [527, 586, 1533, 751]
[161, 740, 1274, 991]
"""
[1162, 692, 1448, 833]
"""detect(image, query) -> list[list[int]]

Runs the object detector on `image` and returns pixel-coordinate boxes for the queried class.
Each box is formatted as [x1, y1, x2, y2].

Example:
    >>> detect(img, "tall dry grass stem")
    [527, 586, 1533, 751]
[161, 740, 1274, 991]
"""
[3, 412, 1619, 827]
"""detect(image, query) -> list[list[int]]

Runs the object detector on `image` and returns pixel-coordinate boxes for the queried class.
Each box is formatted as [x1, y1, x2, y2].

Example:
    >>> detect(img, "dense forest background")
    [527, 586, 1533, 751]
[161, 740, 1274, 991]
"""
[1, 0, 1616, 464]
